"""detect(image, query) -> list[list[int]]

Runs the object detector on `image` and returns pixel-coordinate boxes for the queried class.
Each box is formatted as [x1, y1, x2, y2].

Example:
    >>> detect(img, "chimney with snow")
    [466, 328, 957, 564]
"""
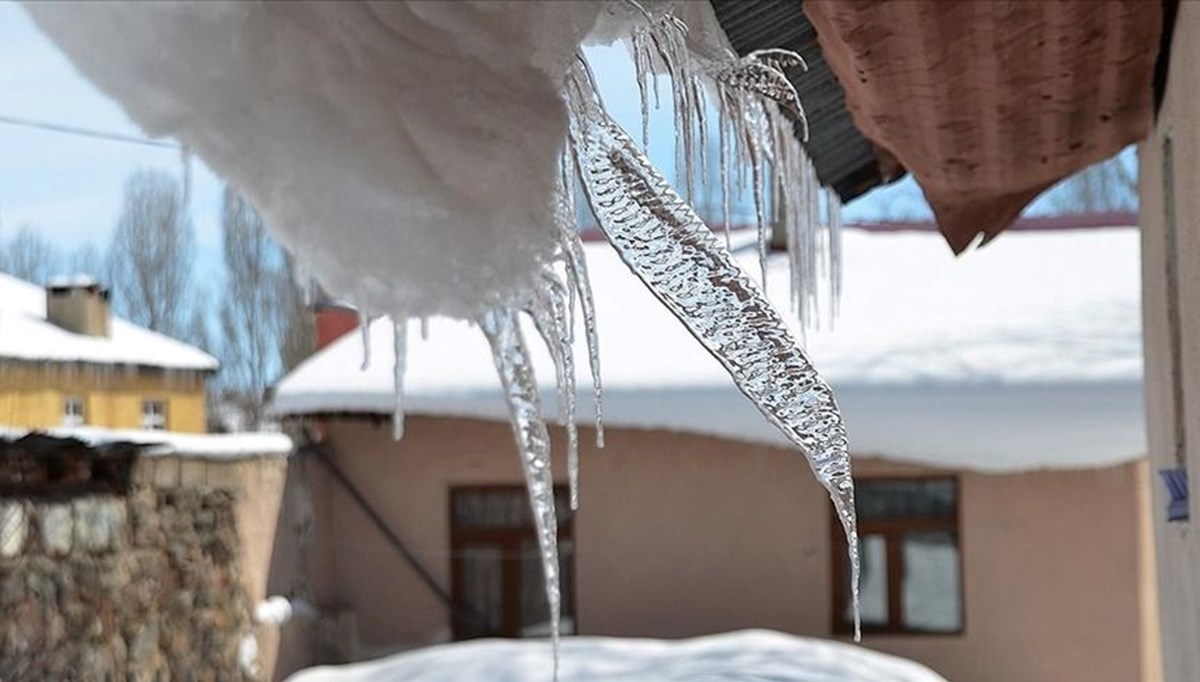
[46, 276, 111, 338]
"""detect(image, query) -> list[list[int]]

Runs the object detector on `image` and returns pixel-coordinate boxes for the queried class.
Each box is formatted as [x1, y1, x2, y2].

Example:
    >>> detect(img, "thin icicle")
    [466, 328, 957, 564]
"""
[827, 188, 844, 320]
[180, 145, 194, 206]
[529, 281, 581, 511]
[392, 318, 407, 441]
[561, 228, 605, 449]
[740, 98, 770, 290]
[420, 316, 430, 341]
[692, 75, 709, 193]
[632, 31, 653, 151]
[358, 309, 370, 370]
[478, 308, 563, 671]
[567, 86, 860, 639]
[718, 86, 732, 249]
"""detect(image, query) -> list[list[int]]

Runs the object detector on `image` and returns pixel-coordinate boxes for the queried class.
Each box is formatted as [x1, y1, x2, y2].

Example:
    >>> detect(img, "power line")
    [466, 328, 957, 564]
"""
[0, 113, 181, 150]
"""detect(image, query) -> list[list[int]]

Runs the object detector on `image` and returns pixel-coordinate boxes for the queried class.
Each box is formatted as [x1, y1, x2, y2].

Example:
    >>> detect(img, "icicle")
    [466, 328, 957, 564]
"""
[714, 49, 808, 138]
[420, 316, 430, 341]
[392, 318, 407, 441]
[358, 309, 370, 370]
[567, 87, 859, 639]
[478, 308, 563, 671]
[718, 86, 732, 249]
[560, 228, 604, 449]
[552, 129, 604, 449]
[692, 75, 709, 195]
[826, 188, 843, 320]
[529, 281, 581, 511]
[741, 98, 770, 290]
[180, 144, 193, 206]
[556, 153, 580, 345]
[632, 30, 653, 151]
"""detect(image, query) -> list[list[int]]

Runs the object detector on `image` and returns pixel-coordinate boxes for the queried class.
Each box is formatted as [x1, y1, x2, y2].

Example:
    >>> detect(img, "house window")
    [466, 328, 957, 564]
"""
[450, 486, 575, 640]
[141, 399, 167, 431]
[833, 477, 963, 635]
[62, 396, 85, 427]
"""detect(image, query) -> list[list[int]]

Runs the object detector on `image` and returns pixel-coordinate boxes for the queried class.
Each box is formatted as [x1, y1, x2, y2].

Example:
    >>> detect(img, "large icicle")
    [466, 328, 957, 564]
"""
[567, 86, 860, 639]
[479, 308, 563, 671]
[392, 318, 408, 441]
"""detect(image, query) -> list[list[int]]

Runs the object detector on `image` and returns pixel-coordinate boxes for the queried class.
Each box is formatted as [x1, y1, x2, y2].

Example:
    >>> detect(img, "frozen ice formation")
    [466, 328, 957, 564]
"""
[565, 59, 859, 640]
[27, 0, 859, 665]
[479, 308, 563, 674]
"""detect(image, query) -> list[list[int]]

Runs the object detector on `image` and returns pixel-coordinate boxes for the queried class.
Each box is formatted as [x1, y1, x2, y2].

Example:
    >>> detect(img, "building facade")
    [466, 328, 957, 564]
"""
[0, 273, 217, 433]
[265, 417, 1154, 682]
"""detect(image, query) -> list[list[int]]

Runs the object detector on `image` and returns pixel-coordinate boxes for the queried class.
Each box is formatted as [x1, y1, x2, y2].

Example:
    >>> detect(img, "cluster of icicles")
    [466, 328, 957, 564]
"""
[355, 5, 858, 677]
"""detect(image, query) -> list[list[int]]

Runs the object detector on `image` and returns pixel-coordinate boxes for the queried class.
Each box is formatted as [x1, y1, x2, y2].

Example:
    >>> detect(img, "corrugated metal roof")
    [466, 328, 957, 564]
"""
[710, 0, 888, 203]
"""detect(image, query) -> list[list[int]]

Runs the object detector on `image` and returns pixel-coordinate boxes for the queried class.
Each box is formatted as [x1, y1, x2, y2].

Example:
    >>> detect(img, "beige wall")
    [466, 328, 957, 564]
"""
[1139, 2, 1200, 681]
[133, 454, 293, 677]
[278, 416, 1151, 682]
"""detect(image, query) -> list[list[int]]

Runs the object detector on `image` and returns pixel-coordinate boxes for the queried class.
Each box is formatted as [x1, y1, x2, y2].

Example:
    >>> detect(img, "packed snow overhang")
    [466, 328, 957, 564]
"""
[714, 0, 1175, 251]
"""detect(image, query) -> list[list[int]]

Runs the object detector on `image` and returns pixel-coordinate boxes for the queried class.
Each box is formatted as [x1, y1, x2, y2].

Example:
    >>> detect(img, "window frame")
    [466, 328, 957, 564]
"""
[62, 395, 86, 427]
[448, 484, 576, 641]
[831, 475, 965, 636]
[140, 398, 167, 431]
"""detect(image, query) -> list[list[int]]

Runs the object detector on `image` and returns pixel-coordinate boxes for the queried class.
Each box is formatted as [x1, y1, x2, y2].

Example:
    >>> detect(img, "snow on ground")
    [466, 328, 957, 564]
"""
[0, 424, 291, 458]
[286, 630, 947, 682]
[0, 271, 217, 371]
[272, 226, 1144, 471]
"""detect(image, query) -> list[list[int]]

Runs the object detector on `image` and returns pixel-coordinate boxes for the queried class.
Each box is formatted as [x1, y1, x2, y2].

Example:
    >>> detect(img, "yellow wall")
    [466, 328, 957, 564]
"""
[0, 361, 208, 432]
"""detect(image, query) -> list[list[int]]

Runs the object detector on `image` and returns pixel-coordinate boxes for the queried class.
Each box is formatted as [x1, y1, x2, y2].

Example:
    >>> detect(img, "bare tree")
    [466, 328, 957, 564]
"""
[68, 242, 106, 279]
[108, 169, 195, 338]
[276, 254, 314, 374]
[219, 187, 312, 427]
[0, 225, 62, 283]
[1047, 153, 1137, 215]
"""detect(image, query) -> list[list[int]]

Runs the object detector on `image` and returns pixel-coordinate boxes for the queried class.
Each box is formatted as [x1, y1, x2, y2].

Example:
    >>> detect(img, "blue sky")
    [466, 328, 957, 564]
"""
[0, 3, 1115, 282]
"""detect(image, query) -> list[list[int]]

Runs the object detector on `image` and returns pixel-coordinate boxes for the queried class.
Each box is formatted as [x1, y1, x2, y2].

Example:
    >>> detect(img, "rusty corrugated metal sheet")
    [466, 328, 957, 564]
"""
[710, 0, 893, 203]
[805, 0, 1160, 252]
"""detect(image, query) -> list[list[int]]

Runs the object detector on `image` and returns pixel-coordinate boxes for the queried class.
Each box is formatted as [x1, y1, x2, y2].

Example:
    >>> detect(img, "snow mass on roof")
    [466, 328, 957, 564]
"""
[0, 271, 218, 371]
[272, 226, 1144, 472]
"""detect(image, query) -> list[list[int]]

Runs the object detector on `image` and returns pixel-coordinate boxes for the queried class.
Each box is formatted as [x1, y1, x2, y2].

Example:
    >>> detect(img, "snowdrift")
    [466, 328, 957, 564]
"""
[285, 630, 948, 682]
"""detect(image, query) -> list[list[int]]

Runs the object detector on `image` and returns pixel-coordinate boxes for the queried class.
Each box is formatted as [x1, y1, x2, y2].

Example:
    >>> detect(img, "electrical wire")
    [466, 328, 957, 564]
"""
[0, 112, 181, 150]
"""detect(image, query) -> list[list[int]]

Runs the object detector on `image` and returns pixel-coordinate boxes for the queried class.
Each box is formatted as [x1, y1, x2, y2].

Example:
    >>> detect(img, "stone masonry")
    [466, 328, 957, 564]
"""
[0, 485, 254, 682]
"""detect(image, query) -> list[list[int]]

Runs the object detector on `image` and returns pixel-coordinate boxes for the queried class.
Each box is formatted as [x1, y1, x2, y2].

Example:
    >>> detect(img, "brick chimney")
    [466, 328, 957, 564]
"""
[314, 300, 359, 350]
[46, 277, 111, 338]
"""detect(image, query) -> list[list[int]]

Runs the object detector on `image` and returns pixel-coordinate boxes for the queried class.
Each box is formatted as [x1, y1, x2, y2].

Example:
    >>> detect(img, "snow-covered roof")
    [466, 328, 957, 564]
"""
[272, 226, 1145, 472]
[288, 629, 946, 682]
[0, 424, 291, 459]
[0, 271, 218, 371]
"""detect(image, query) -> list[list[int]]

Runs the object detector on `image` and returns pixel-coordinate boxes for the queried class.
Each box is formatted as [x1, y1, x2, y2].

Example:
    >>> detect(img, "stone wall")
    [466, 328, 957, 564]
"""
[0, 483, 255, 681]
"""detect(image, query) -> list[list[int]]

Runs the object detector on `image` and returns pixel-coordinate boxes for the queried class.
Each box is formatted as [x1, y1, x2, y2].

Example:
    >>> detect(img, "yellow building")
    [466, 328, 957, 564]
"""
[0, 273, 216, 433]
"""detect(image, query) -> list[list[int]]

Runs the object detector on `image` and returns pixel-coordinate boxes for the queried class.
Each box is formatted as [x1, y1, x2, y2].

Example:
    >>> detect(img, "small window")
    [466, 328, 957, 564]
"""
[450, 486, 575, 640]
[141, 399, 167, 431]
[832, 477, 963, 635]
[62, 396, 86, 427]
